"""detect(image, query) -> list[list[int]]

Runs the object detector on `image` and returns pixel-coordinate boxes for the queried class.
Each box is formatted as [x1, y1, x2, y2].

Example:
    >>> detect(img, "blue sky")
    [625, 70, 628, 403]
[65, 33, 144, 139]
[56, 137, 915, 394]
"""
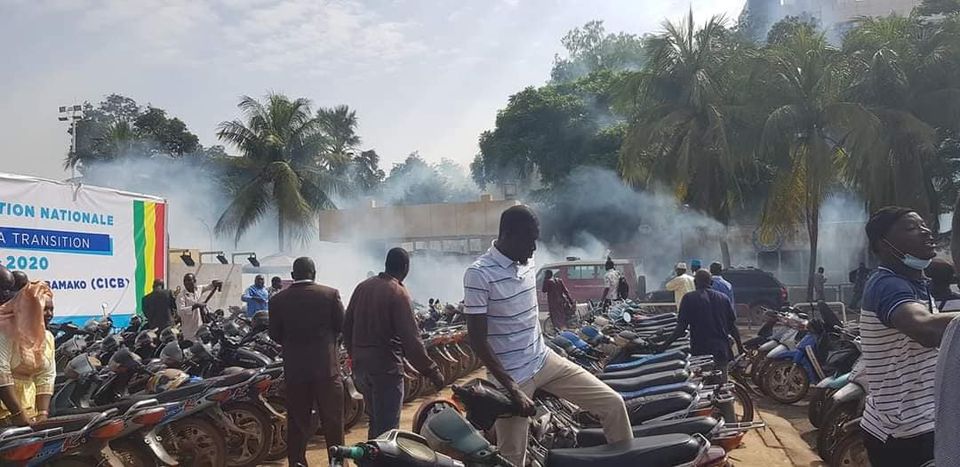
[1, 0, 745, 180]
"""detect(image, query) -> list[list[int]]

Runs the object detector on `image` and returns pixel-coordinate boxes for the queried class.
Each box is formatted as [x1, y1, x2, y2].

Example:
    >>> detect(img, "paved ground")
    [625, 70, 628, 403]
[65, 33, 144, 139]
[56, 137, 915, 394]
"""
[267, 372, 826, 466]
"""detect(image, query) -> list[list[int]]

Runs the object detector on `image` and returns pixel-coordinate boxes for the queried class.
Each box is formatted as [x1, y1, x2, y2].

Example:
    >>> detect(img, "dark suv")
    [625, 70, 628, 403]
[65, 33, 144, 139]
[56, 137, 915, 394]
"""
[645, 267, 789, 320]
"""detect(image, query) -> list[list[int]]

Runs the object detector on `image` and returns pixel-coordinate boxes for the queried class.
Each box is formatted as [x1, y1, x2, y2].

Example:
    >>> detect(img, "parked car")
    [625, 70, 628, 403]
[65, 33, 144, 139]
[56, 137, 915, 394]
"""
[535, 258, 645, 312]
[645, 267, 789, 320]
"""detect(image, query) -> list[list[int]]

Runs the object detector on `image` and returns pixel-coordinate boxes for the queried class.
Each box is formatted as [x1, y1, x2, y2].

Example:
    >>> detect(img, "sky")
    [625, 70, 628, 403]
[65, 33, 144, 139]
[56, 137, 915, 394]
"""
[0, 0, 746, 180]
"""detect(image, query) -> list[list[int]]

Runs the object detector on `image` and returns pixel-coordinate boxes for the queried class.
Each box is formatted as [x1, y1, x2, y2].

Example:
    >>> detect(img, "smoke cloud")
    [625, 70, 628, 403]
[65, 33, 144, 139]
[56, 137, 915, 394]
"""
[76, 152, 875, 307]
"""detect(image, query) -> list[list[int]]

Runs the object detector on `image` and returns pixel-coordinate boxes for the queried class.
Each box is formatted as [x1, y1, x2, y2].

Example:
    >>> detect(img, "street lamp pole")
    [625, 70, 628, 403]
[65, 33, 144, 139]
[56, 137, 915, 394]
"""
[58, 104, 85, 181]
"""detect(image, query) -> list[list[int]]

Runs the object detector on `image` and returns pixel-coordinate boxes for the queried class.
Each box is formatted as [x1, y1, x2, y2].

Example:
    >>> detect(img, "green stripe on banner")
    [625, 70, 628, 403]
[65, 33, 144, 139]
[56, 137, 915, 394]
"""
[133, 200, 146, 315]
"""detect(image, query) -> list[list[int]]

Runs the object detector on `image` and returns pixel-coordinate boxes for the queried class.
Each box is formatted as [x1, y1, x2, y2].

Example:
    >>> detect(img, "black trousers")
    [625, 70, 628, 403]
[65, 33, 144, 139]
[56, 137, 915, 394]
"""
[863, 431, 934, 467]
[354, 369, 405, 440]
[286, 377, 344, 467]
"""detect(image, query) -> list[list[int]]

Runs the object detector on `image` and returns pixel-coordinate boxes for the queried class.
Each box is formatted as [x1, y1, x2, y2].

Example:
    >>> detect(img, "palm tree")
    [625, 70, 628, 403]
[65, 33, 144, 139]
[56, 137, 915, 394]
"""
[843, 15, 960, 226]
[215, 93, 340, 251]
[758, 28, 879, 300]
[316, 105, 361, 168]
[616, 12, 750, 265]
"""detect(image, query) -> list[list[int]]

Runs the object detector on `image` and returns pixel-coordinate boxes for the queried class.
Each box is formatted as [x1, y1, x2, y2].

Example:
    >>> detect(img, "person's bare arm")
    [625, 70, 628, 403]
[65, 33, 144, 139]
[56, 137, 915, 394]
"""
[0, 335, 28, 425]
[465, 314, 535, 415]
[891, 302, 958, 348]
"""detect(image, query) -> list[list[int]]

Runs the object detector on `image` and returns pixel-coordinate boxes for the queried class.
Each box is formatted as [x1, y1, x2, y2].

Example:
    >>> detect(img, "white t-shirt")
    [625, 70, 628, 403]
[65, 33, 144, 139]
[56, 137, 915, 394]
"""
[665, 274, 696, 308]
[463, 245, 547, 384]
[604, 269, 621, 300]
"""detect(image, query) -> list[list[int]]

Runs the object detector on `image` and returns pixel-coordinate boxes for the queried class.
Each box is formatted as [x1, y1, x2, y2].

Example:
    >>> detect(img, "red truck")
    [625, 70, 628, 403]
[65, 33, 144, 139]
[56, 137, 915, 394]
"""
[536, 258, 645, 313]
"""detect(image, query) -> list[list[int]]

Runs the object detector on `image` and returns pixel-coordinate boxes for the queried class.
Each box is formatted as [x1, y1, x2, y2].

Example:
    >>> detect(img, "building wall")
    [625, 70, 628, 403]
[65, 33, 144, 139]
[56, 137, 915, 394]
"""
[749, 0, 920, 40]
[318, 196, 520, 255]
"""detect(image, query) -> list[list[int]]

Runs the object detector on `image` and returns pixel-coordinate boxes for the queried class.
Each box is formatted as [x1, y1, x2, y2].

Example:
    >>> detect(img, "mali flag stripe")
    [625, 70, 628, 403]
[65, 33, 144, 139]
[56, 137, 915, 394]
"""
[133, 200, 166, 316]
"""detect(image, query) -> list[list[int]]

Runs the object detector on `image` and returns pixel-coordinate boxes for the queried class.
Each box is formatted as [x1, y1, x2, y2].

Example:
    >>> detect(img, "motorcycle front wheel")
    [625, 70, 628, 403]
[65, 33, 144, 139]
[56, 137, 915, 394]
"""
[111, 438, 157, 466]
[161, 416, 228, 467]
[828, 429, 870, 467]
[222, 401, 274, 467]
[762, 360, 809, 404]
[344, 391, 366, 430]
[264, 396, 288, 462]
[731, 381, 755, 422]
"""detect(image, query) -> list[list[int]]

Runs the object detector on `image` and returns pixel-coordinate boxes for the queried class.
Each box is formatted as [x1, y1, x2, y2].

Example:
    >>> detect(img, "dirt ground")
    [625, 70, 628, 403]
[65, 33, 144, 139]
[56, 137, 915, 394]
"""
[267, 370, 826, 466]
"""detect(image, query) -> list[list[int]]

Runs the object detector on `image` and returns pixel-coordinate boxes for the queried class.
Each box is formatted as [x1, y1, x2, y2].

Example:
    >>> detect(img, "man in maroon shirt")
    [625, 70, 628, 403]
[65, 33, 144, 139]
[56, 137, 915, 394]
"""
[344, 247, 443, 439]
[542, 269, 574, 331]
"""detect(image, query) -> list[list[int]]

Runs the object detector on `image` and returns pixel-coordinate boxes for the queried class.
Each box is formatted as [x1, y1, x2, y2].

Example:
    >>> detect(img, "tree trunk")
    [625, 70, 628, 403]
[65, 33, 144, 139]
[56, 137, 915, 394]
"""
[720, 235, 732, 268]
[806, 209, 820, 303]
[278, 215, 286, 253]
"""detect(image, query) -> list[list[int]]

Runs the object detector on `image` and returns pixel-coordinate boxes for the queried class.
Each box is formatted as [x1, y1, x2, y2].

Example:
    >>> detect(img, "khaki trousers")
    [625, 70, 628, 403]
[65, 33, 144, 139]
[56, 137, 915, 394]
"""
[492, 351, 632, 465]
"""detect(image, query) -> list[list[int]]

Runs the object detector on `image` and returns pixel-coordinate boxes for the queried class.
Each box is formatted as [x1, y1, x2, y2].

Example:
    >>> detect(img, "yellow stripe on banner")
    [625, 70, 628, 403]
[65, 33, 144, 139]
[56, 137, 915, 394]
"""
[143, 202, 157, 296]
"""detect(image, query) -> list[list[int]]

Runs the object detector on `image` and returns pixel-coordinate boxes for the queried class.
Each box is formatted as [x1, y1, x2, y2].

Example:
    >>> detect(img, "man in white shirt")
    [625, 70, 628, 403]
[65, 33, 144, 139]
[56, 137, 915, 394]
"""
[464, 206, 631, 466]
[176, 273, 221, 343]
[665, 262, 695, 309]
[600, 257, 621, 306]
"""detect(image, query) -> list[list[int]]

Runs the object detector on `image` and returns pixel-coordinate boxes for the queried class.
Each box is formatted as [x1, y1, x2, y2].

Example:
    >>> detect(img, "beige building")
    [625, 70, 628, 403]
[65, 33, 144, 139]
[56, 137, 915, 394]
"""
[747, 0, 921, 39]
[318, 195, 520, 255]
[777, 0, 918, 19]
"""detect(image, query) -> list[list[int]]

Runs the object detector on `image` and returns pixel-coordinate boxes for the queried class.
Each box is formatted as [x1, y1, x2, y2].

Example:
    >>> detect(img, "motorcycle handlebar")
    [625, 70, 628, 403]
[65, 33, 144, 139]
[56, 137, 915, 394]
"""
[329, 445, 371, 460]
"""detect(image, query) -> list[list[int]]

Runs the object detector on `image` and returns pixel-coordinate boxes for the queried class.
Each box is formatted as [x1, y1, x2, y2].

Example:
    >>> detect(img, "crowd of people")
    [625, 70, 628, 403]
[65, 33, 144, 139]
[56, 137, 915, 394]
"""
[7, 203, 960, 466]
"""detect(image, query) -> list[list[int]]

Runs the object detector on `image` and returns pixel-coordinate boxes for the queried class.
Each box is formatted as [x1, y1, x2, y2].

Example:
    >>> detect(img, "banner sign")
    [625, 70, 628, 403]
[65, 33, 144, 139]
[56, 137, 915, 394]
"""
[0, 173, 166, 325]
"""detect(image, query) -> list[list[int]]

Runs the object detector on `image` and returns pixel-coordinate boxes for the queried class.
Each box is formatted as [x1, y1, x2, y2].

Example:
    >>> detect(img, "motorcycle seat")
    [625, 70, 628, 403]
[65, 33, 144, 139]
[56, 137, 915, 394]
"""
[621, 381, 701, 399]
[605, 350, 687, 371]
[53, 398, 141, 416]
[576, 416, 719, 447]
[624, 391, 694, 424]
[599, 360, 687, 380]
[547, 434, 702, 467]
[209, 369, 256, 387]
[145, 383, 207, 402]
[631, 313, 677, 324]
[603, 370, 690, 392]
[33, 413, 99, 432]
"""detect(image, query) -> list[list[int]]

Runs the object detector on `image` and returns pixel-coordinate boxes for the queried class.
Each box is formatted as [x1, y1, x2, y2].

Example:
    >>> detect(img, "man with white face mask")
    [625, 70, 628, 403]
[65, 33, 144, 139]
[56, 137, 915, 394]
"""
[860, 206, 956, 467]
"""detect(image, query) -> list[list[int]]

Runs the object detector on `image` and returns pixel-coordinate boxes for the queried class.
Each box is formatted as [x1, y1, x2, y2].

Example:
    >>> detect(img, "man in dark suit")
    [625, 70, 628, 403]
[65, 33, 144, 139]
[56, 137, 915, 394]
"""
[268, 257, 345, 466]
[142, 279, 176, 330]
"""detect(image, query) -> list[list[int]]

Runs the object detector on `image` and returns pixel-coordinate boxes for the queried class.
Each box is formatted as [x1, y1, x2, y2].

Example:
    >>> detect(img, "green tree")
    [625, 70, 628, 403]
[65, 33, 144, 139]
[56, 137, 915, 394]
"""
[915, 0, 960, 16]
[551, 20, 647, 83]
[215, 93, 340, 251]
[758, 28, 879, 300]
[316, 105, 361, 166]
[766, 15, 820, 46]
[64, 95, 201, 172]
[474, 71, 624, 189]
[616, 12, 751, 265]
[134, 107, 200, 156]
[352, 149, 386, 192]
[842, 15, 960, 226]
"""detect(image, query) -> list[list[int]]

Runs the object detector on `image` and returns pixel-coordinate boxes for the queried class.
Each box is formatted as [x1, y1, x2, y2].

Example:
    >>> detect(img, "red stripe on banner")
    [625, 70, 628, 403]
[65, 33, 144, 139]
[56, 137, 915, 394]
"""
[153, 203, 166, 281]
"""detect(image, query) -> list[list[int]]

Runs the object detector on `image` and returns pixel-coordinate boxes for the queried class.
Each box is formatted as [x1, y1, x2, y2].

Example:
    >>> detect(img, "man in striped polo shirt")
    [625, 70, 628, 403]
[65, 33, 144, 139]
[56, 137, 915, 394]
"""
[464, 205, 631, 466]
[860, 207, 957, 467]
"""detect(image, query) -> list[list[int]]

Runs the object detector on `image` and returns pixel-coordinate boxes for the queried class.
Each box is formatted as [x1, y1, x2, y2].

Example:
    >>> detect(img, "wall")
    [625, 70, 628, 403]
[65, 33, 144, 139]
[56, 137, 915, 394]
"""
[318, 196, 520, 254]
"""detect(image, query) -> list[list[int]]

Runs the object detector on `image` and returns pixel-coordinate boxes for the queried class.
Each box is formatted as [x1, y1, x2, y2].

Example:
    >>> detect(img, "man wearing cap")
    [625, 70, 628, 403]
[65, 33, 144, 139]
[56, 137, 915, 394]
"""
[665, 262, 695, 310]
[859, 206, 956, 467]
